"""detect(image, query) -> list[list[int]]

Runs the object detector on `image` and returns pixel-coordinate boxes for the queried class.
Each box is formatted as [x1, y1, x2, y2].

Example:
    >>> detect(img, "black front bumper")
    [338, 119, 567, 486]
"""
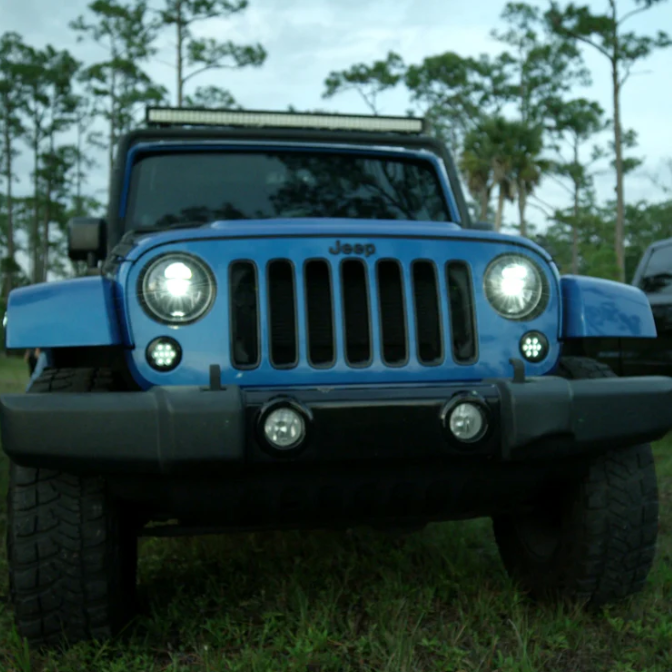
[2, 376, 672, 475]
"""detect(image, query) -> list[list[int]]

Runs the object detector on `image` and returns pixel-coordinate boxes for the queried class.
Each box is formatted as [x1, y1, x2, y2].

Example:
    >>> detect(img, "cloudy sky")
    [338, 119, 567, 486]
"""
[4, 0, 672, 232]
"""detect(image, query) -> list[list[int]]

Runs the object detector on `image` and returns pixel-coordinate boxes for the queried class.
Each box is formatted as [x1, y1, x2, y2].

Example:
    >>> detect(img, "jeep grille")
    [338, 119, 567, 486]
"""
[228, 258, 477, 370]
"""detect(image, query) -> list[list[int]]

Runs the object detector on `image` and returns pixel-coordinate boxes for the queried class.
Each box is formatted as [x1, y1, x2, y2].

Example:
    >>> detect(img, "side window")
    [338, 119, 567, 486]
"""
[639, 246, 672, 294]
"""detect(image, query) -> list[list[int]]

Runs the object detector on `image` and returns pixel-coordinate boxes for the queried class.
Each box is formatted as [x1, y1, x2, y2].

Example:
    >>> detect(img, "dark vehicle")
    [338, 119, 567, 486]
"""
[588, 238, 672, 376]
[2, 108, 672, 646]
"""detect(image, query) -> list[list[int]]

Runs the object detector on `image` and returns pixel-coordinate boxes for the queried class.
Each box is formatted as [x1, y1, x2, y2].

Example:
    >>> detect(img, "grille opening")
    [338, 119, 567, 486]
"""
[377, 260, 407, 365]
[446, 261, 477, 363]
[341, 259, 372, 365]
[229, 261, 260, 368]
[305, 260, 335, 366]
[267, 260, 298, 367]
[412, 261, 443, 365]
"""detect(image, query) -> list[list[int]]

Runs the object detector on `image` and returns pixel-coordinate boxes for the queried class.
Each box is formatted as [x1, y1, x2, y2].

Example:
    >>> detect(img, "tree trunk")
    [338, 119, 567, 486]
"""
[495, 183, 505, 232]
[176, 0, 184, 106]
[76, 118, 83, 216]
[517, 182, 527, 238]
[31, 133, 40, 284]
[572, 141, 580, 275]
[612, 60, 625, 282]
[109, 66, 117, 179]
[480, 188, 489, 223]
[41, 194, 51, 282]
[2, 112, 15, 301]
[572, 179, 580, 275]
[40, 132, 54, 283]
[108, 117, 115, 180]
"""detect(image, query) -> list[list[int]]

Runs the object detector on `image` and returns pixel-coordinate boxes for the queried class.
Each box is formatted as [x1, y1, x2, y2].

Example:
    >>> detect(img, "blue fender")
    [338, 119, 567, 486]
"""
[560, 275, 656, 338]
[5, 276, 123, 349]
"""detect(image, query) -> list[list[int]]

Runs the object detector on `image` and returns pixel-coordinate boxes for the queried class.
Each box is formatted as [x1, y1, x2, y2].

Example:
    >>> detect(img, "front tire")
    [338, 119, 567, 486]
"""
[492, 357, 659, 606]
[7, 368, 138, 647]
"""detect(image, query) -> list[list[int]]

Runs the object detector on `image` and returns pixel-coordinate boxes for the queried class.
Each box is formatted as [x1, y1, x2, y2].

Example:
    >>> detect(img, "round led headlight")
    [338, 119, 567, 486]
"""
[483, 254, 548, 321]
[139, 253, 216, 325]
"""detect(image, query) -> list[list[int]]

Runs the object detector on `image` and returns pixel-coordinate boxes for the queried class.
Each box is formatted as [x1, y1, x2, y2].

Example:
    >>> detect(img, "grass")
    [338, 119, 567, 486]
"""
[0, 356, 671, 671]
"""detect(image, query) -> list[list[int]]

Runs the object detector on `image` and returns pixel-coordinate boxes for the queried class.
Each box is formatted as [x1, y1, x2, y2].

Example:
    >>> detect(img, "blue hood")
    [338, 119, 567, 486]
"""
[122, 218, 553, 263]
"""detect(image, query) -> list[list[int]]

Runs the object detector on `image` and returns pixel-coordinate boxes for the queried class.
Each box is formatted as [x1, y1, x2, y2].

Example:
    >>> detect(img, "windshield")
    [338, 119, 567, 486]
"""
[125, 150, 451, 230]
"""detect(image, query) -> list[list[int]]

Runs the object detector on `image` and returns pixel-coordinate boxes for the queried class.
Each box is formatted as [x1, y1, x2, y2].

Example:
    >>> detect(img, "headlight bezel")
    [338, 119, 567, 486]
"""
[483, 252, 549, 321]
[137, 252, 217, 326]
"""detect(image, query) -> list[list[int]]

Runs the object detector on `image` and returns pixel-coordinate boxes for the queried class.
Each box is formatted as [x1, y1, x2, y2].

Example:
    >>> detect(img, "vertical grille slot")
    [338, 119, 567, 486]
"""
[229, 261, 260, 368]
[377, 260, 407, 365]
[446, 261, 477, 363]
[341, 259, 372, 366]
[305, 260, 335, 366]
[267, 259, 298, 368]
[412, 260, 443, 365]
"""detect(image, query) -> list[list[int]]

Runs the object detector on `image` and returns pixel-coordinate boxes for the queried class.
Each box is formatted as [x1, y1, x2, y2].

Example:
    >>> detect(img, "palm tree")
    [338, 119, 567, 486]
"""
[460, 131, 495, 221]
[493, 155, 516, 232]
[509, 122, 549, 238]
[460, 116, 518, 230]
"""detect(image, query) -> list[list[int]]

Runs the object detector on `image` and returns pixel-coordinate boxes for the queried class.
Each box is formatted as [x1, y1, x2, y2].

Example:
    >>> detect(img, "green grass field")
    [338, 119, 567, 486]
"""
[0, 356, 671, 672]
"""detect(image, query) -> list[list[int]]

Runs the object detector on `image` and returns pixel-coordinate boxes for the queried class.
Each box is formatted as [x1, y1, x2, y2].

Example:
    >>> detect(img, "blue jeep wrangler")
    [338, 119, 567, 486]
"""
[2, 107, 672, 646]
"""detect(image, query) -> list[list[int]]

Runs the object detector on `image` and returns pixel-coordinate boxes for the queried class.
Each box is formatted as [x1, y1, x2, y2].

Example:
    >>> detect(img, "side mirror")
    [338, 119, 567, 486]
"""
[68, 217, 107, 267]
[471, 221, 494, 232]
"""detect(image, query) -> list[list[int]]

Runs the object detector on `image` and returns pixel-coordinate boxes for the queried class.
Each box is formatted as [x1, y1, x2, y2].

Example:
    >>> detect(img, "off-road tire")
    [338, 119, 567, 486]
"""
[7, 368, 138, 647]
[492, 356, 659, 606]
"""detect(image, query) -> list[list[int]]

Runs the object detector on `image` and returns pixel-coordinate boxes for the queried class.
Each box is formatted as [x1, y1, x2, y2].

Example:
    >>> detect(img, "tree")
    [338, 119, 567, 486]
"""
[0, 32, 28, 300]
[70, 97, 103, 218]
[545, 201, 621, 278]
[460, 116, 507, 225]
[405, 52, 512, 153]
[20, 45, 80, 282]
[154, 0, 266, 107]
[460, 126, 496, 222]
[20, 45, 51, 283]
[549, 97, 606, 273]
[459, 117, 547, 236]
[509, 122, 549, 238]
[322, 51, 405, 115]
[494, 2, 589, 126]
[547, 0, 671, 282]
[71, 0, 164, 176]
[36, 145, 79, 280]
[461, 116, 519, 231]
[607, 126, 642, 176]
[492, 3, 589, 240]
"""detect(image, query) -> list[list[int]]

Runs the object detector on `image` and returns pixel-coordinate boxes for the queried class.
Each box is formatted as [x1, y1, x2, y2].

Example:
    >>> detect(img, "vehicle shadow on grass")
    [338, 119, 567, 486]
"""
[133, 521, 507, 645]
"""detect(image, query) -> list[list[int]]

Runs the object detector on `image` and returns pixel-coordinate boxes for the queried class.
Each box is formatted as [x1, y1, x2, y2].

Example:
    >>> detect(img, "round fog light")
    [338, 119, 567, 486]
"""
[146, 337, 182, 371]
[263, 407, 306, 450]
[448, 402, 487, 443]
[520, 331, 549, 363]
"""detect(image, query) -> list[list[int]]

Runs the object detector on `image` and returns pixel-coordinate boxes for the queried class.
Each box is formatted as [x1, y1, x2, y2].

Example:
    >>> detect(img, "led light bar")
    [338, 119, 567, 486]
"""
[146, 107, 426, 134]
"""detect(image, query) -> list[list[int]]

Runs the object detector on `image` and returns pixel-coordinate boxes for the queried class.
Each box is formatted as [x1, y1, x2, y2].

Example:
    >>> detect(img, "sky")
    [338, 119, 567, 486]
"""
[3, 0, 672, 234]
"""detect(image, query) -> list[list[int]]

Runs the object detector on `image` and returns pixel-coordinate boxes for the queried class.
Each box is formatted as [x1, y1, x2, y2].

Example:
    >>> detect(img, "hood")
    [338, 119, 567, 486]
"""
[119, 218, 553, 263]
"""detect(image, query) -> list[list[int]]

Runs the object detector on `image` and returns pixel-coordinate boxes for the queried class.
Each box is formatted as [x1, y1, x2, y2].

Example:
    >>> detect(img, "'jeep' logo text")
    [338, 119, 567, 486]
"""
[328, 240, 376, 257]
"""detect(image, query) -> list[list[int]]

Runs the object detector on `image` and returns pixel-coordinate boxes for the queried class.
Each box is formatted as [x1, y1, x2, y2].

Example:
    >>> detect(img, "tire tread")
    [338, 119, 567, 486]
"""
[7, 368, 135, 647]
[493, 356, 659, 605]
